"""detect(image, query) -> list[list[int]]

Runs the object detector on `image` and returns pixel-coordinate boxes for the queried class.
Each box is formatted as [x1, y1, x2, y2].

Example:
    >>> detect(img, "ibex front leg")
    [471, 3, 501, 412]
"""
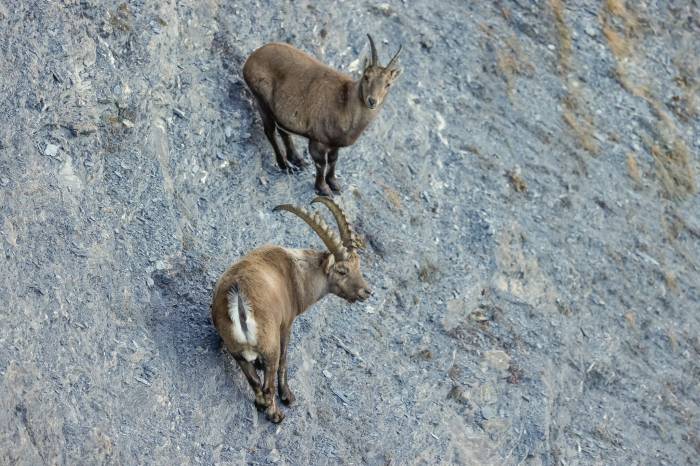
[309, 140, 333, 197]
[278, 327, 295, 405]
[325, 148, 341, 192]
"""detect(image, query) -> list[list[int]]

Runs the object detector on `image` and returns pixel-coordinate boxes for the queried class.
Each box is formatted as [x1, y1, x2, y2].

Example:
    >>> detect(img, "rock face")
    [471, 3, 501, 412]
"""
[1, 1, 698, 464]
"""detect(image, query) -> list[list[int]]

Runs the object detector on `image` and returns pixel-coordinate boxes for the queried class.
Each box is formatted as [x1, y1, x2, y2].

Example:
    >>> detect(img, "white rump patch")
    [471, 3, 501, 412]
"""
[227, 288, 258, 346]
[241, 349, 258, 362]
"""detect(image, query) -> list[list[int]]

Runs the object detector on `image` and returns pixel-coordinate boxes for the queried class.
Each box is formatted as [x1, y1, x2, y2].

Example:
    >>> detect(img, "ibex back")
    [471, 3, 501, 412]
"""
[243, 35, 402, 196]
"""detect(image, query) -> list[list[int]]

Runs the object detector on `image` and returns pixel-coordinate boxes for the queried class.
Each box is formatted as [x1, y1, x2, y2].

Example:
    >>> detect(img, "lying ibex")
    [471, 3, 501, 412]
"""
[243, 35, 402, 196]
[211, 197, 372, 423]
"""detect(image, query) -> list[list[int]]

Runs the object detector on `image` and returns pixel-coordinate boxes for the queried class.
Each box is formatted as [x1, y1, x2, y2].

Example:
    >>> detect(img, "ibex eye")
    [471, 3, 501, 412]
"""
[364, 76, 369, 82]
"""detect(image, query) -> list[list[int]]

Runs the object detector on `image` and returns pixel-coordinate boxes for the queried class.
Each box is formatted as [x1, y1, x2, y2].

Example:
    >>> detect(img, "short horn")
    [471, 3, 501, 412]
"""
[367, 34, 379, 66]
[274, 204, 349, 261]
[387, 44, 402, 69]
[311, 197, 365, 250]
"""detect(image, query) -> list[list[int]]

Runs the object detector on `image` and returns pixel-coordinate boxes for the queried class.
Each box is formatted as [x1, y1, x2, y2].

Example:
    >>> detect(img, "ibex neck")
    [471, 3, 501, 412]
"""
[349, 81, 377, 132]
[294, 250, 330, 315]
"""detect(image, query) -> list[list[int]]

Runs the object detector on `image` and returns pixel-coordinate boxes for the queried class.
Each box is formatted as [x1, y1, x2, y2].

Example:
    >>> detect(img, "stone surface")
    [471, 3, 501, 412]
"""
[43, 143, 58, 157]
[484, 350, 511, 371]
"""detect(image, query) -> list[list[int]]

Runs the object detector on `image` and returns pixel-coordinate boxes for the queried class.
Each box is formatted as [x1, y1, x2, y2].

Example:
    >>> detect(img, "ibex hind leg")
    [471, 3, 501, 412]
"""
[253, 97, 290, 171]
[278, 129, 307, 169]
[261, 351, 285, 423]
[233, 354, 267, 411]
[277, 328, 295, 405]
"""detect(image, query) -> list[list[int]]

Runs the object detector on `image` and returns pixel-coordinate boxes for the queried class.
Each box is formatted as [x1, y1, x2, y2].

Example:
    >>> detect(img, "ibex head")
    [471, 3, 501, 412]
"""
[273, 198, 372, 303]
[360, 34, 402, 110]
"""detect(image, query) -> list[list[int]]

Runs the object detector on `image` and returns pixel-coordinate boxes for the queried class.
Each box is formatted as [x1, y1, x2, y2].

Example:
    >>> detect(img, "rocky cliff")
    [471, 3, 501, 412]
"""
[1, 1, 698, 464]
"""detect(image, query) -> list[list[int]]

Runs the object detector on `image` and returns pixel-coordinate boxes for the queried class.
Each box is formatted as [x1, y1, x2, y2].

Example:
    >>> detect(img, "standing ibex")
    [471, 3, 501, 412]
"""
[243, 35, 402, 196]
[211, 197, 371, 423]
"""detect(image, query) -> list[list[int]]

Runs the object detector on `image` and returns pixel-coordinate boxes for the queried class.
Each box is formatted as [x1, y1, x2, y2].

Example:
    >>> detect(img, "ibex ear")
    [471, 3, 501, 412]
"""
[322, 253, 336, 275]
[387, 67, 402, 81]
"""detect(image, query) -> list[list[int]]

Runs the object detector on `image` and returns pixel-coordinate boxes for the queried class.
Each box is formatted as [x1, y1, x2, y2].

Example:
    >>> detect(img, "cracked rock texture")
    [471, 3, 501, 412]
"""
[1, 1, 699, 464]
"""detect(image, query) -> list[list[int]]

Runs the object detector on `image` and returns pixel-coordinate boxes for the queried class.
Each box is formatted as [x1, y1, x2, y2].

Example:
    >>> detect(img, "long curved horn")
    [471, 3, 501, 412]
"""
[387, 44, 402, 69]
[273, 204, 349, 261]
[367, 34, 379, 66]
[311, 197, 364, 250]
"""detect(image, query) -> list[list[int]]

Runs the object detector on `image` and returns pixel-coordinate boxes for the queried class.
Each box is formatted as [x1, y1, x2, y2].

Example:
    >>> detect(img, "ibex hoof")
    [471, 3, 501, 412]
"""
[315, 183, 334, 197]
[326, 177, 341, 193]
[254, 398, 268, 412]
[288, 155, 307, 168]
[281, 163, 303, 174]
[266, 408, 285, 424]
[279, 388, 296, 406]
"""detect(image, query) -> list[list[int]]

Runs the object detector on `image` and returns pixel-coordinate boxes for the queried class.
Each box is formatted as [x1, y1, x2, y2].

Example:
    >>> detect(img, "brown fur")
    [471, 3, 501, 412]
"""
[242, 39, 402, 196]
[212, 245, 370, 423]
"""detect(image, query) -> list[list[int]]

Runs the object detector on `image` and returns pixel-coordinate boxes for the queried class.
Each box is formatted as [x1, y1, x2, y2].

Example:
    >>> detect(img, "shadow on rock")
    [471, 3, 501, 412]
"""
[145, 252, 221, 382]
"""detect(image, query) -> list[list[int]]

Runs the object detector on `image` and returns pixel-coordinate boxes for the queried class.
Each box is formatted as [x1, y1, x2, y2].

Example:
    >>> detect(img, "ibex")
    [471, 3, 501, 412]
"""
[243, 35, 402, 196]
[211, 197, 372, 423]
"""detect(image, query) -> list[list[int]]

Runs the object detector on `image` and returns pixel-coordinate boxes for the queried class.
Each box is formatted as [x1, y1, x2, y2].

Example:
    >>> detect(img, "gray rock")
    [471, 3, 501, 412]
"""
[44, 143, 59, 157]
[584, 25, 597, 37]
[481, 405, 497, 420]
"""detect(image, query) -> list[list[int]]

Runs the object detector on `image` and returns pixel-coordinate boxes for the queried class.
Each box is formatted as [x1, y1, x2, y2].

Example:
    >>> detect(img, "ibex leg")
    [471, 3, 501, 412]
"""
[309, 140, 333, 197]
[233, 354, 267, 411]
[278, 129, 306, 168]
[253, 96, 289, 170]
[261, 350, 285, 423]
[278, 327, 295, 405]
[325, 148, 341, 192]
